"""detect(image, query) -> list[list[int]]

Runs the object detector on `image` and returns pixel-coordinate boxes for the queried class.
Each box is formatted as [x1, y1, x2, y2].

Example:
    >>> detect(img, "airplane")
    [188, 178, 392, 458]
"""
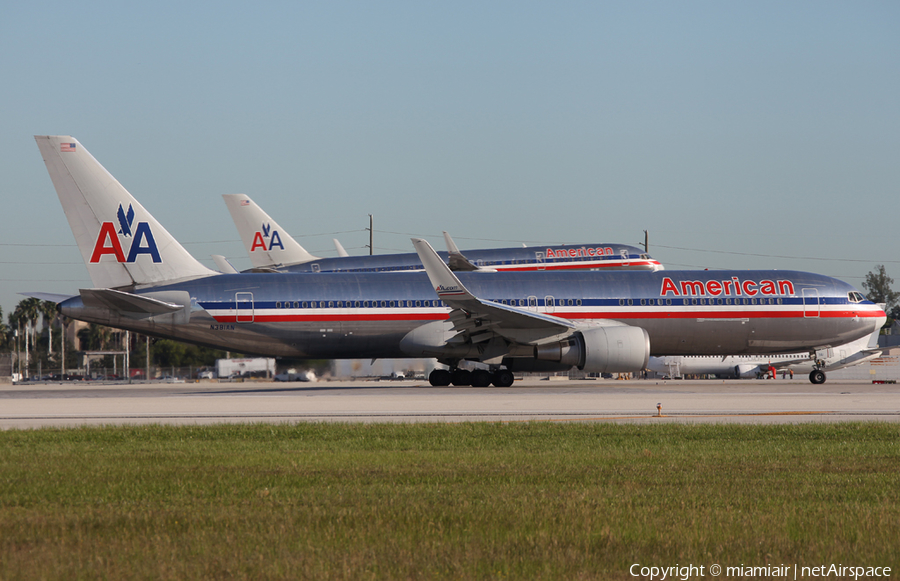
[221, 193, 664, 273]
[647, 323, 884, 382]
[33, 135, 885, 388]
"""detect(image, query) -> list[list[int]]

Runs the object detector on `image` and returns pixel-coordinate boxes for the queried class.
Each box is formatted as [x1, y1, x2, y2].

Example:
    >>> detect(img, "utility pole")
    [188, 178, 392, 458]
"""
[367, 214, 374, 255]
[60, 320, 66, 379]
[24, 322, 29, 380]
[642, 230, 649, 253]
[125, 330, 130, 383]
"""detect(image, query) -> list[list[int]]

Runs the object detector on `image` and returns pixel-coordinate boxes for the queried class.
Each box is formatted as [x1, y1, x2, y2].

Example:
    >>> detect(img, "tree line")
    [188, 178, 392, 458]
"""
[0, 298, 228, 378]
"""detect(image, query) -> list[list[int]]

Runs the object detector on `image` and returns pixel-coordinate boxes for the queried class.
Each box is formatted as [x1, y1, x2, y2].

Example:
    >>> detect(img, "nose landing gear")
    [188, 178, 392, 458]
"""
[809, 369, 826, 385]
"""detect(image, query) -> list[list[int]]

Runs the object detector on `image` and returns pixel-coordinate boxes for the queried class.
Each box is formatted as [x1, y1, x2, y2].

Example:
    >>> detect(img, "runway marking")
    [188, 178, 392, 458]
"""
[5, 410, 899, 424]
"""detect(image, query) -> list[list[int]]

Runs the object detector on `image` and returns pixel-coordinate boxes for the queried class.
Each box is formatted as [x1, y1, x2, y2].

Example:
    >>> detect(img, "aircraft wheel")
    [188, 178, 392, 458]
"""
[809, 369, 826, 385]
[471, 369, 492, 388]
[429, 369, 451, 387]
[492, 369, 515, 388]
[451, 369, 472, 386]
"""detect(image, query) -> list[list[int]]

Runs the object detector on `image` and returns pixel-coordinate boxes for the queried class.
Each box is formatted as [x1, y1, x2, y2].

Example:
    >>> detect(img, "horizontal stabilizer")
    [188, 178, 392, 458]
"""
[80, 288, 187, 315]
[18, 292, 76, 304]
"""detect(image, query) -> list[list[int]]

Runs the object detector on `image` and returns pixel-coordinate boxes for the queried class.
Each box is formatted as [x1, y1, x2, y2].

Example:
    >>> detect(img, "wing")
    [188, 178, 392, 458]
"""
[413, 237, 575, 345]
[411, 238, 648, 372]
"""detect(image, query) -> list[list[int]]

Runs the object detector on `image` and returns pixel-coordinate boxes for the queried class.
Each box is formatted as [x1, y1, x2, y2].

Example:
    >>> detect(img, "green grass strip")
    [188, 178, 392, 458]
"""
[0, 422, 898, 580]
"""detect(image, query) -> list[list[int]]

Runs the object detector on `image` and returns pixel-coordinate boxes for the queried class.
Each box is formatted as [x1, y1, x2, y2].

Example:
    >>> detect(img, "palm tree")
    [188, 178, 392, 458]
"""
[0, 306, 8, 351]
[78, 323, 112, 351]
[39, 301, 59, 357]
[12, 298, 42, 377]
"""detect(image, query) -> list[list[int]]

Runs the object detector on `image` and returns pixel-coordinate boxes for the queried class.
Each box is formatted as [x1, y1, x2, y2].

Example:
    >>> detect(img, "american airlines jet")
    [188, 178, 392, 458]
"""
[33, 136, 885, 387]
[221, 193, 663, 273]
[648, 324, 883, 383]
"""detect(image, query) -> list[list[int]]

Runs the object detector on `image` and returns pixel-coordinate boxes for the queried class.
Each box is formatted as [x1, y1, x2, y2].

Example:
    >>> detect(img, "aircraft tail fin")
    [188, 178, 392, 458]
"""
[333, 238, 349, 257]
[34, 136, 216, 288]
[222, 194, 319, 269]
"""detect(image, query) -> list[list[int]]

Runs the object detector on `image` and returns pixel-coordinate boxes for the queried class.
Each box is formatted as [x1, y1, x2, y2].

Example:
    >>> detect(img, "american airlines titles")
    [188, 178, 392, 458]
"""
[545, 247, 614, 258]
[660, 276, 795, 297]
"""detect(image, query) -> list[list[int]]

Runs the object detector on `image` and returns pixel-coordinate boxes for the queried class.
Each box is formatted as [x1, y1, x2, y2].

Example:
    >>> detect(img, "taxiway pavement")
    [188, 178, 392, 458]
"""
[1, 378, 899, 429]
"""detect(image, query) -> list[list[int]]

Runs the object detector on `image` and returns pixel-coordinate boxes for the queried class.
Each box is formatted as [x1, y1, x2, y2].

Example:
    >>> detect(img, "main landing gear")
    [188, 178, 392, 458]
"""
[429, 367, 515, 388]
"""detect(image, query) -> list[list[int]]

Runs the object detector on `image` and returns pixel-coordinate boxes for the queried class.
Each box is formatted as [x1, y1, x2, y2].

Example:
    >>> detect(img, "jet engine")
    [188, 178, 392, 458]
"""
[534, 325, 650, 373]
[733, 364, 765, 378]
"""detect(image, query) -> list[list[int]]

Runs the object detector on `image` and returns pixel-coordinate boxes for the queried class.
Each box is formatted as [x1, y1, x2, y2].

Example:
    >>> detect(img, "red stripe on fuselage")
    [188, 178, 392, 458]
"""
[497, 261, 659, 272]
[209, 308, 881, 324]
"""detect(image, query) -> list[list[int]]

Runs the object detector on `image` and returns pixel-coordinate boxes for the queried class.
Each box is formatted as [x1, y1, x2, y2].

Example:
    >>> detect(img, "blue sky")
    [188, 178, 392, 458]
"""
[2, 1, 898, 318]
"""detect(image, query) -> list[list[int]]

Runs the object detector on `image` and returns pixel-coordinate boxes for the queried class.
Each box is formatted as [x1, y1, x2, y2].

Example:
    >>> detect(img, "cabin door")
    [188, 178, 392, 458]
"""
[235, 292, 254, 323]
[802, 288, 820, 318]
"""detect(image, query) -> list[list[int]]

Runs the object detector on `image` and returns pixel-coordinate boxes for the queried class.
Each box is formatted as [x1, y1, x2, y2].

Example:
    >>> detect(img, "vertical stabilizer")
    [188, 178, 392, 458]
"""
[333, 238, 349, 257]
[35, 136, 216, 288]
[222, 194, 319, 269]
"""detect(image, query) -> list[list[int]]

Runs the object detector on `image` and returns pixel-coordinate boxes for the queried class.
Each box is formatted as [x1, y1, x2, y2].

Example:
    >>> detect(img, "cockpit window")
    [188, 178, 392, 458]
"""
[848, 291, 867, 303]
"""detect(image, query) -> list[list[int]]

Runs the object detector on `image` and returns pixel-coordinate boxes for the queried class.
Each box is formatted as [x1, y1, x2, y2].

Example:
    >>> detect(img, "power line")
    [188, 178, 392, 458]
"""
[655, 244, 900, 264]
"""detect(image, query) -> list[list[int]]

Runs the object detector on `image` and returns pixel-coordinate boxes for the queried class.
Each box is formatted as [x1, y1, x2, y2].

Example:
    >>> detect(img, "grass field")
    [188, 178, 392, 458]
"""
[1, 422, 898, 580]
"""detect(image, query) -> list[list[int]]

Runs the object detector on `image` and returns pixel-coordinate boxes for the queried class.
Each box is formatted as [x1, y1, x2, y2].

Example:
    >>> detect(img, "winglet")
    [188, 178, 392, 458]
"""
[443, 231, 462, 255]
[35, 135, 216, 288]
[222, 194, 320, 269]
[211, 255, 239, 274]
[412, 238, 476, 303]
[443, 231, 481, 271]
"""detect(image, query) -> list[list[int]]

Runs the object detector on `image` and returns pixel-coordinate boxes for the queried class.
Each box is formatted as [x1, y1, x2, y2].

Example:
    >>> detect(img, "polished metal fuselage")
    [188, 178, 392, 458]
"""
[60, 270, 886, 360]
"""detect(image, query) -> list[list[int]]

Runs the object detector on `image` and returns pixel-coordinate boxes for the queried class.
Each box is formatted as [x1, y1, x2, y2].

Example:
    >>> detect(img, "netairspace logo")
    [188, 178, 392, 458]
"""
[629, 562, 892, 580]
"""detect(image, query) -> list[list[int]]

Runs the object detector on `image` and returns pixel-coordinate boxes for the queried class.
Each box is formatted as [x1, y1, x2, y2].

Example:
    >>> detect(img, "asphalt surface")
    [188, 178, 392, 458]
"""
[1, 377, 899, 429]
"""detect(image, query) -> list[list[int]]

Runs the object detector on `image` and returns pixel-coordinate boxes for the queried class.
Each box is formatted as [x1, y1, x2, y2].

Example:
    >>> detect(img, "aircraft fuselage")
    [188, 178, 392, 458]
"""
[60, 269, 885, 360]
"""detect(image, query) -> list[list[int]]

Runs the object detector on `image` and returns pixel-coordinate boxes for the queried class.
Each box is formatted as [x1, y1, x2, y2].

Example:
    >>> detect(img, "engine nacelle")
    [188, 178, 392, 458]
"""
[534, 325, 650, 373]
[734, 364, 763, 378]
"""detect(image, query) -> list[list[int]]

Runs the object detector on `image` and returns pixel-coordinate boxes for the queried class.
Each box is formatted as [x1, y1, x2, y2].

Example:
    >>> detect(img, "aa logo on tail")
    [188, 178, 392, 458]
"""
[90, 204, 162, 263]
[250, 222, 284, 252]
